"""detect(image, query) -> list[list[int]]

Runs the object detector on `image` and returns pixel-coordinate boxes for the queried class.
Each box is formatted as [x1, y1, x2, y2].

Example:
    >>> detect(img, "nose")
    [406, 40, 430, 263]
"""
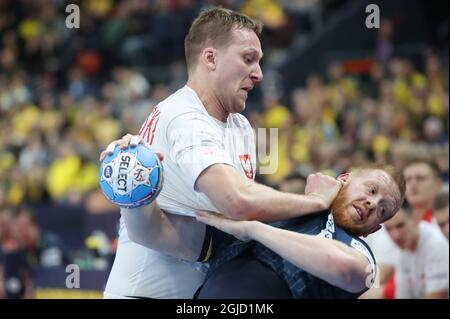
[250, 64, 263, 84]
[365, 196, 380, 214]
[365, 201, 375, 215]
[389, 229, 401, 243]
[406, 177, 419, 188]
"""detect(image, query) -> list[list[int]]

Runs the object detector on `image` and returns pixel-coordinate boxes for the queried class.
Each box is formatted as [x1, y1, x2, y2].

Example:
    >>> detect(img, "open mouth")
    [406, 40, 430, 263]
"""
[239, 89, 250, 99]
[353, 205, 364, 222]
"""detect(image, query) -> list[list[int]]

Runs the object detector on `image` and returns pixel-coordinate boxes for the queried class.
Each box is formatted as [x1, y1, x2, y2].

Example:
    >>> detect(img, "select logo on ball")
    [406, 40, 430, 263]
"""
[103, 165, 113, 178]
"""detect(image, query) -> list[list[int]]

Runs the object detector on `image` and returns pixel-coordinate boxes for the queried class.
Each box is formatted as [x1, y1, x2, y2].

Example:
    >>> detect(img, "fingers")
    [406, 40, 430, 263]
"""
[99, 151, 107, 162]
[196, 210, 212, 225]
[99, 140, 120, 161]
[99, 134, 146, 162]
[120, 133, 133, 149]
[155, 152, 164, 162]
[196, 210, 223, 227]
[120, 134, 148, 149]
[106, 140, 118, 154]
[130, 135, 141, 146]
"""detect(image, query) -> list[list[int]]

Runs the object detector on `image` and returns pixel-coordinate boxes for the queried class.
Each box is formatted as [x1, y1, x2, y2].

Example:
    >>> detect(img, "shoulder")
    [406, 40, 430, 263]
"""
[157, 86, 203, 115]
[334, 226, 376, 262]
[419, 222, 449, 255]
[348, 237, 375, 260]
[229, 113, 253, 130]
[158, 87, 217, 127]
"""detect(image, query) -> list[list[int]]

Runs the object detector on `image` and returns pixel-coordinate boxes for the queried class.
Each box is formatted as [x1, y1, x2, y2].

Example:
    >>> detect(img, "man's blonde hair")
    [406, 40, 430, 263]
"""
[184, 7, 262, 71]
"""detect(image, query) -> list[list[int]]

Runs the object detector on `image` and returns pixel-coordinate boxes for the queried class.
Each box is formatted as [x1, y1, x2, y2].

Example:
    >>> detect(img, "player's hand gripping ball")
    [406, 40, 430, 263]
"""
[99, 144, 163, 208]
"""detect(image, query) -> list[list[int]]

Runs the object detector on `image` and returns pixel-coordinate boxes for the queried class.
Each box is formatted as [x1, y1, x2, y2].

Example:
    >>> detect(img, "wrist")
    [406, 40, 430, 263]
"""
[245, 220, 260, 240]
[305, 193, 329, 211]
[121, 204, 150, 215]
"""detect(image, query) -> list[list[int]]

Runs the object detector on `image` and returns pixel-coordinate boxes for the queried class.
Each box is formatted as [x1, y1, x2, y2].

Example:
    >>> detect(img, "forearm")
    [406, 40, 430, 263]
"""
[236, 182, 326, 221]
[122, 203, 205, 261]
[247, 221, 368, 292]
[197, 164, 339, 222]
[215, 187, 325, 222]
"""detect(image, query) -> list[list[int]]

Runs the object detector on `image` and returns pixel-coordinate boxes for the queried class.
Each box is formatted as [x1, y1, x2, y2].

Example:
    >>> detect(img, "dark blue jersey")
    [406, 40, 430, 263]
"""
[204, 210, 377, 299]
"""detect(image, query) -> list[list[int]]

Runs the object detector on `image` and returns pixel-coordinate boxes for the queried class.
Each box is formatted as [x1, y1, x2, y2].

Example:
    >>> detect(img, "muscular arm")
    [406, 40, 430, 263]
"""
[122, 163, 338, 259]
[197, 211, 372, 293]
[104, 133, 339, 258]
[197, 164, 340, 222]
[250, 223, 370, 293]
[121, 204, 206, 261]
[122, 164, 339, 260]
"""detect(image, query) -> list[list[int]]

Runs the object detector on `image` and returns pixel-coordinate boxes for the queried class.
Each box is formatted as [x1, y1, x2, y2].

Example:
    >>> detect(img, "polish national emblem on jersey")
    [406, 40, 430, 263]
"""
[99, 144, 164, 208]
[239, 154, 254, 180]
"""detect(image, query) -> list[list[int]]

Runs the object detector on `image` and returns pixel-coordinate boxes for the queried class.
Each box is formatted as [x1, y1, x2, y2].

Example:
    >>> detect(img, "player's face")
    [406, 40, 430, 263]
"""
[214, 28, 263, 113]
[384, 209, 414, 249]
[331, 170, 402, 237]
[404, 163, 441, 207]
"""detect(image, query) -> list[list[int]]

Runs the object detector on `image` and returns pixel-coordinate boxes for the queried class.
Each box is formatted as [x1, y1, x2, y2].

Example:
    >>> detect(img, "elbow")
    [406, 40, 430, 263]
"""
[333, 256, 368, 293]
[221, 191, 254, 220]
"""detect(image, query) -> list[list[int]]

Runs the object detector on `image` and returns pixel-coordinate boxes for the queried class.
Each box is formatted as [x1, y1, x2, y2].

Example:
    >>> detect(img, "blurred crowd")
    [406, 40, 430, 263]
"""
[0, 0, 448, 298]
[254, 52, 449, 187]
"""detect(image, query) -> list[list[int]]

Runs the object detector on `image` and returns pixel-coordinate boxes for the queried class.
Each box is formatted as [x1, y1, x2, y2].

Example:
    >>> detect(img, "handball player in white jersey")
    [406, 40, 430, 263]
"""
[102, 7, 341, 299]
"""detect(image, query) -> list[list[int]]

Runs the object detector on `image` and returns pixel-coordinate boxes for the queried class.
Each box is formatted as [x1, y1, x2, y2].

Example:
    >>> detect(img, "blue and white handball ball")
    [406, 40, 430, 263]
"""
[99, 144, 163, 208]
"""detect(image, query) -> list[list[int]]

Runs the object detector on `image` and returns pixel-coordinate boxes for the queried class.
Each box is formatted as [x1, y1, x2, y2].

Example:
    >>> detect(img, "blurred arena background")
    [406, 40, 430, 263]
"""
[0, 0, 448, 299]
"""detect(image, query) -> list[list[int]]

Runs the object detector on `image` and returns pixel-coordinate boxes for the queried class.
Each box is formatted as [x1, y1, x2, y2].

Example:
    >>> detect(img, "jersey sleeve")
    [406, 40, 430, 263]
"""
[349, 237, 378, 289]
[335, 228, 378, 289]
[166, 112, 234, 191]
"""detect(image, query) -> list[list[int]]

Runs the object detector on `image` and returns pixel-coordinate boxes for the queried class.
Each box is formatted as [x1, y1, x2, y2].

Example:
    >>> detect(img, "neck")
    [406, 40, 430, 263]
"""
[412, 202, 432, 222]
[187, 76, 229, 122]
[407, 223, 420, 251]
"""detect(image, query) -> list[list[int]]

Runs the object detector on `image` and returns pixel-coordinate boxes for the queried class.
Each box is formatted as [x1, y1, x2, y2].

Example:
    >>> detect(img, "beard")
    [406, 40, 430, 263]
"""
[331, 186, 366, 237]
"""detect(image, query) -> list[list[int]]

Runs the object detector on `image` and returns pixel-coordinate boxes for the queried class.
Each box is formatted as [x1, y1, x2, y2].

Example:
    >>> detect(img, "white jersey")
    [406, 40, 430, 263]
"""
[394, 222, 449, 298]
[141, 85, 256, 216]
[104, 86, 256, 298]
[365, 225, 400, 267]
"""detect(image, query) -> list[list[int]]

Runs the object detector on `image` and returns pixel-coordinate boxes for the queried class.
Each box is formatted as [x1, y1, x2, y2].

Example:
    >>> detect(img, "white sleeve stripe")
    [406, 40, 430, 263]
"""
[350, 238, 377, 279]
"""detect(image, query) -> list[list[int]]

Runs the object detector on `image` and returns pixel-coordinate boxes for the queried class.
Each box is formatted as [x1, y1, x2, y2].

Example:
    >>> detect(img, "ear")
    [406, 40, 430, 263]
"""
[337, 173, 350, 184]
[201, 47, 216, 71]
